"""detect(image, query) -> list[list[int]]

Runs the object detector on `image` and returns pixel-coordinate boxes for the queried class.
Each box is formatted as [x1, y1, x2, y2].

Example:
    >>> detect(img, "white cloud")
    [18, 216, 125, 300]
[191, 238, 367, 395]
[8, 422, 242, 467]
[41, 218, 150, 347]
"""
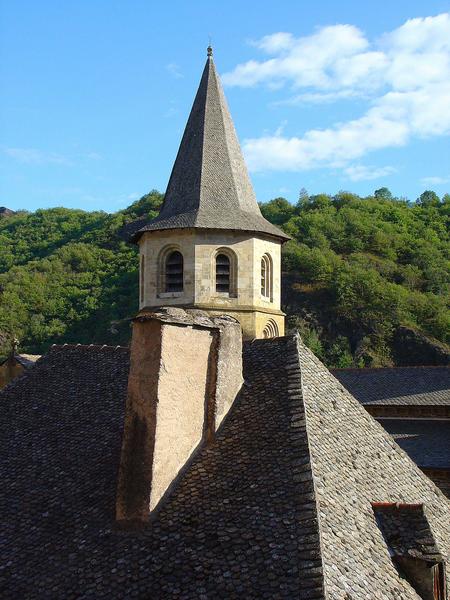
[274, 89, 365, 106]
[223, 14, 450, 175]
[344, 165, 396, 181]
[4, 147, 72, 166]
[224, 14, 450, 94]
[420, 176, 450, 185]
[243, 96, 412, 172]
[166, 63, 183, 79]
[223, 25, 378, 90]
[251, 32, 295, 53]
[164, 106, 179, 118]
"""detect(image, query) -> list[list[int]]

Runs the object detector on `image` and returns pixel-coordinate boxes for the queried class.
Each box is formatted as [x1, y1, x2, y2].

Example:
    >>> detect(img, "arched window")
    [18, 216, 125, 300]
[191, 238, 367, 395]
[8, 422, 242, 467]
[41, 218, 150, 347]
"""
[263, 319, 279, 338]
[165, 250, 183, 292]
[216, 253, 231, 293]
[261, 254, 273, 300]
[140, 254, 145, 303]
[213, 249, 238, 297]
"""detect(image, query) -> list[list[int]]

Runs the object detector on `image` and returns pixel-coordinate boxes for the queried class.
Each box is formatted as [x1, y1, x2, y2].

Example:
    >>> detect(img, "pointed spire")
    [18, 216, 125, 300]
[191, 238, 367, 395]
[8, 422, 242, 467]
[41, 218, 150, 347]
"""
[134, 51, 289, 242]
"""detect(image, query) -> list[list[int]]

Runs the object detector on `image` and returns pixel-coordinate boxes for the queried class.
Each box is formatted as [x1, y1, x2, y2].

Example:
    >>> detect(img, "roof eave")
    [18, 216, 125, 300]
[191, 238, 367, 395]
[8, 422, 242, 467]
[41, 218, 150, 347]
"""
[131, 223, 291, 244]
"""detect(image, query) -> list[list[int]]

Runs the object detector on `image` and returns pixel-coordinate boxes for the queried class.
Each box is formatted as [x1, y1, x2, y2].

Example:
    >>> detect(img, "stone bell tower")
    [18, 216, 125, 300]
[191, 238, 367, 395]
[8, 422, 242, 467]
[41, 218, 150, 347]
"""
[131, 47, 290, 339]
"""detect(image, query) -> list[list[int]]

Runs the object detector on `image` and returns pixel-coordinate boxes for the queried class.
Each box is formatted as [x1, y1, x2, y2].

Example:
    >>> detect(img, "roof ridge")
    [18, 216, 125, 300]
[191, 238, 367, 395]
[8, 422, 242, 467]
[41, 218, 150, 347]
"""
[332, 365, 450, 372]
[50, 343, 129, 351]
[242, 327, 325, 597]
[190, 55, 210, 229]
[209, 57, 241, 218]
[243, 333, 297, 346]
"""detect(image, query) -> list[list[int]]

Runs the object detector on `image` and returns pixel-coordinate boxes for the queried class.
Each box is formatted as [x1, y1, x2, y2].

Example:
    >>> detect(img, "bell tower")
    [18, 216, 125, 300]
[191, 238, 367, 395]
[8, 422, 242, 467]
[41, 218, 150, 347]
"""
[132, 48, 290, 339]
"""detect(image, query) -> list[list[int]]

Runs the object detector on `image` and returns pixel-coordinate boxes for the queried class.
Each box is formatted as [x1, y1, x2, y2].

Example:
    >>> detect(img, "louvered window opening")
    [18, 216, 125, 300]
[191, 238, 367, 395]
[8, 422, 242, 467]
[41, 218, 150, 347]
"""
[216, 254, 231, 293]
[165, 251, 184, 292]
[261, 256, 271, 297]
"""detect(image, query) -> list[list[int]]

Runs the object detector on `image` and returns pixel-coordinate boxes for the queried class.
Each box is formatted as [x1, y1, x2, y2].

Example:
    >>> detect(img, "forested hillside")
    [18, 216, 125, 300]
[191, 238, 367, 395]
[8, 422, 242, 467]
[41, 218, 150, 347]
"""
[0, 188, 448, 367]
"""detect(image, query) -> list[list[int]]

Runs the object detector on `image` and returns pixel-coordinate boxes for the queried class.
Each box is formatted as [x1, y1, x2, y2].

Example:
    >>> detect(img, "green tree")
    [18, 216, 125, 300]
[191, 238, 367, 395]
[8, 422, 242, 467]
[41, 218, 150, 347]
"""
[417, 190, 440, 207]
[374, 187, 393, 200]
[260, 197, 295, 225]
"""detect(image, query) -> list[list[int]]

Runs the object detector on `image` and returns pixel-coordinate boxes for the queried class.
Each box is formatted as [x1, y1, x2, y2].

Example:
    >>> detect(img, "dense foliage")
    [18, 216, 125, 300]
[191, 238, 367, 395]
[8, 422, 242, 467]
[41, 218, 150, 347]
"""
[262, 188, 449, 366]
[0, 191, 163, 354]
[0, 187, 448, 367]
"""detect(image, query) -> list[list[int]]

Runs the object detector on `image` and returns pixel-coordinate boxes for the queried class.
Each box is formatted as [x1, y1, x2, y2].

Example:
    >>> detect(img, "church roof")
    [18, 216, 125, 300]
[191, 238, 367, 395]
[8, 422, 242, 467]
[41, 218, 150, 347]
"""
[1, 337, 449, 598]
[332, 366, 450, 406]
[132, 51, 290, 243]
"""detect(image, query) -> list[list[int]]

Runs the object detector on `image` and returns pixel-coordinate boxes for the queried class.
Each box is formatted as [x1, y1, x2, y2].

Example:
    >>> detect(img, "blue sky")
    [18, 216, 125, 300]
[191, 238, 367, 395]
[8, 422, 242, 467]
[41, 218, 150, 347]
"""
[1, 0, 450, 212]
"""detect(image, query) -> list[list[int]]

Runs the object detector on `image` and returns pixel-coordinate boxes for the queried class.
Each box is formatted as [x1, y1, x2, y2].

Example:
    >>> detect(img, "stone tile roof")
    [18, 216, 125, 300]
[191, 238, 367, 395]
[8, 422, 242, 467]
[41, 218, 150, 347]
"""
[132, 55, 289, 243]
[0, 338, 323, 599]
[297, 340, 449, 598]
[1, 337, 449, 599]
[332, 366, 450, 406]
[379, 419, 450, 470]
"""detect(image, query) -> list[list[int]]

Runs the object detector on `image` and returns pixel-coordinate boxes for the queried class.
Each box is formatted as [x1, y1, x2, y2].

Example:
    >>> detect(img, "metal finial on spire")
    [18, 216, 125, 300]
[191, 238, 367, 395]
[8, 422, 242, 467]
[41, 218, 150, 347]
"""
[207, 44, 213, 58]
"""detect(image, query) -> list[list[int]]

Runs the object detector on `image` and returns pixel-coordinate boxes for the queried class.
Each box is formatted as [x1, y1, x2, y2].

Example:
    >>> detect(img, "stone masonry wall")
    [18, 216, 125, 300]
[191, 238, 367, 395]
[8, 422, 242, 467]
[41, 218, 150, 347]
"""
[139, 229, 196, 307]
[139, 229, 284, 338]
[213, 315, 245, 429]
[0, 361, 24, 389]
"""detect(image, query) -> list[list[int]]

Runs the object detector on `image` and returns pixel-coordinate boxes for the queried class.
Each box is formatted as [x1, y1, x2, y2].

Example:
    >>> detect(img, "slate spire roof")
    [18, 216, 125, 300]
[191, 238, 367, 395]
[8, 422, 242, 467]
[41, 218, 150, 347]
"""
[132, 49, 289, 242]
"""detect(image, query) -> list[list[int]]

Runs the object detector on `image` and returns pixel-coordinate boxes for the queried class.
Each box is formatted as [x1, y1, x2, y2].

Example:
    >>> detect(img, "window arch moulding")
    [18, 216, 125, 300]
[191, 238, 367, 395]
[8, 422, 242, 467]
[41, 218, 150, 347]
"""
[263, 319, 279, 339]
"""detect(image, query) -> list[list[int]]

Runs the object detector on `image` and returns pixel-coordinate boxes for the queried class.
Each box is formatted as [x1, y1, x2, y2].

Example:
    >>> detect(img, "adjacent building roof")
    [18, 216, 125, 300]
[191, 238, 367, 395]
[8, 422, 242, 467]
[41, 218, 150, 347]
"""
[332, 366, 450, 406]
[1, 337, 449, 598]
[380, 419, 450, 470]
[132, 51, 289, 243]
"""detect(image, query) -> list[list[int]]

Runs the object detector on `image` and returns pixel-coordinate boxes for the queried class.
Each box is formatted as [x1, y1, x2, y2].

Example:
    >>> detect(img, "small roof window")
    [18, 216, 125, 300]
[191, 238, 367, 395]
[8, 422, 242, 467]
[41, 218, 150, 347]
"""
[372, 502, 446, 600]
